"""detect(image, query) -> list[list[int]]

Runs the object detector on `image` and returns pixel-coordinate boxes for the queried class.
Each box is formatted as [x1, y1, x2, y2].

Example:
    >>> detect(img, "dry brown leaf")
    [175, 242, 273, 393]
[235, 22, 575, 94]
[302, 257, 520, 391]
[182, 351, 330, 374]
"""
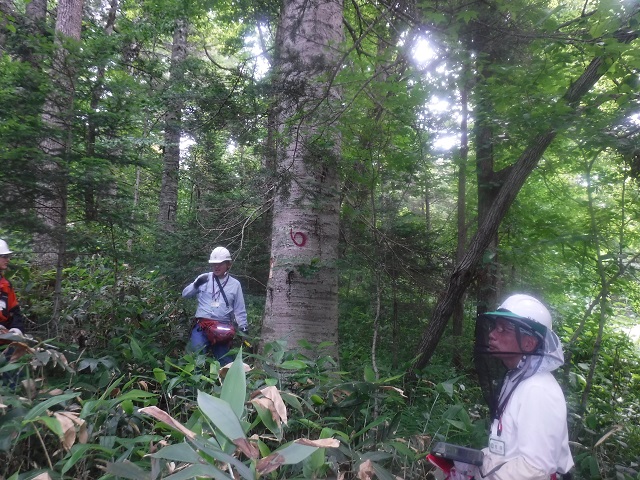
[594, 424, 623, 448]
[260, 386, 288, 426]
[54, 412, 77, 451]
[219, 362, 252, 378]
[357, 459, 376, 480]
[31, 473, 53, 480]
[256, 452, 285, 476]
[9, 342, 33, 362]
[295, 438, 340, 448]
[233, 437, 260, 459]
[139, 406, 196, 439]
[379, 385, 406, 397]
[251, 397, 277, 421]
[409, 434, 431, 452]
[57, 411, 88, 445]
[21, 379, 37, 400]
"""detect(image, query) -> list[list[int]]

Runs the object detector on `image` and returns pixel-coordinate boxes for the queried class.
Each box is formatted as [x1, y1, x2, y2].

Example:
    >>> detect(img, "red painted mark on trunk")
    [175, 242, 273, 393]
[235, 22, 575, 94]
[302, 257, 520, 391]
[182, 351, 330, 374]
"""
[290, 228, 307, 247]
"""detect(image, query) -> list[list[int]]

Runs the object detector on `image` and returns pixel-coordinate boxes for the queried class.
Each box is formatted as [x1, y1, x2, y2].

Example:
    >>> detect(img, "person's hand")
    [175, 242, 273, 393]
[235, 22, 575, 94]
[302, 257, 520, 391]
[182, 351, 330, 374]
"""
[194, 274, 209, 289]
[0, 325, 8, 334]
[239, 326, 249, 335]
[8, 328, 22, 335]
[446, 461, 478, 480]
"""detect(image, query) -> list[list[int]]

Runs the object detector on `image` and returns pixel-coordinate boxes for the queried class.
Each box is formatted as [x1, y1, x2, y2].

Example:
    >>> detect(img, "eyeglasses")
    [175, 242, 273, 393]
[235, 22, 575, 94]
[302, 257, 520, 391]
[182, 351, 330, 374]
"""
[0, 254, 11, 259]
[489, 321, 516, 335]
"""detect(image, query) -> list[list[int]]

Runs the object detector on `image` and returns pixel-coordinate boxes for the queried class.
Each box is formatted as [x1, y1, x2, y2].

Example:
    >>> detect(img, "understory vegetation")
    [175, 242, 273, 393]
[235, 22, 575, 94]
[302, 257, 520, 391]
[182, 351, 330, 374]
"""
[3, 0, 640, 478]
[1, 255, 640, 480]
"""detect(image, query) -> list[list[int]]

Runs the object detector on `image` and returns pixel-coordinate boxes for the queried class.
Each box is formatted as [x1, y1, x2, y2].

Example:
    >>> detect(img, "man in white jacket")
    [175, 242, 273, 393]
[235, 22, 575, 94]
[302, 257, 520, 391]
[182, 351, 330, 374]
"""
[450, 294, 574, 480]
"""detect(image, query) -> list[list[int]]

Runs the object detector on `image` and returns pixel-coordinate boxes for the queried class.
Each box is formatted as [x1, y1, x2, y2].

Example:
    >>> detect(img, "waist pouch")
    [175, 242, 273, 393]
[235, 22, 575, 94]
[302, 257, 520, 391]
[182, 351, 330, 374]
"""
[198, 318, 235, 345]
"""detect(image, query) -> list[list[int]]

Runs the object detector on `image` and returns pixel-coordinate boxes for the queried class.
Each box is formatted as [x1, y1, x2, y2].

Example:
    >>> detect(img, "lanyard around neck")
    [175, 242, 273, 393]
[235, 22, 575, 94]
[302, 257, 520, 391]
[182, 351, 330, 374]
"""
[213, 274, 230, 308]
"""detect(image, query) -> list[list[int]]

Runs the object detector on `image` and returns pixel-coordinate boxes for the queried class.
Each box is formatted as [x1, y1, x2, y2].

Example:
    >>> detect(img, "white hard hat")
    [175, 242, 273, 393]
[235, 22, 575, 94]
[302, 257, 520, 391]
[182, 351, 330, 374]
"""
[496, 294, 553, 332]
[208, 246, 232, 263]
[0, 239, 13, 255]
[479, 293, 564, 372]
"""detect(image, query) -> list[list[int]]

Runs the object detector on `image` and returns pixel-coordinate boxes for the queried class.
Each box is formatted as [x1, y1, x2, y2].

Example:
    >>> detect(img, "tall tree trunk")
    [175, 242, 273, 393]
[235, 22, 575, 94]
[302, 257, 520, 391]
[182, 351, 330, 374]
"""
[85, 0, 117, 222]
[34, 0, 83, 271]
[33, 0, 83, 337]
[24, 0, 47, 67]
[470, 9, 506, 315]
[452, 74, 469, 369]
[0, 0, 15, 50]
[261, 0, 344, 358]
[158, 18, 188, 234]
[411, 51, 627, 372]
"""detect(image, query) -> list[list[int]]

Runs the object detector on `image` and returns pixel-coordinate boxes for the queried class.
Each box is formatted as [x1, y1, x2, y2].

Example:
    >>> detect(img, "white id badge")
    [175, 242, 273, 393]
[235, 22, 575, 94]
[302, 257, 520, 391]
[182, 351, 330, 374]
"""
[489, 438, 505, 456]
[211, 301, 220, 308]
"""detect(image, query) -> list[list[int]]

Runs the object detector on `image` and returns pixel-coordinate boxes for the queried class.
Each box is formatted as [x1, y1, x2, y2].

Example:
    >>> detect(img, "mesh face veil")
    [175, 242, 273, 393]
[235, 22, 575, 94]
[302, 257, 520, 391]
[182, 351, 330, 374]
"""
[474, 294, 565, 419]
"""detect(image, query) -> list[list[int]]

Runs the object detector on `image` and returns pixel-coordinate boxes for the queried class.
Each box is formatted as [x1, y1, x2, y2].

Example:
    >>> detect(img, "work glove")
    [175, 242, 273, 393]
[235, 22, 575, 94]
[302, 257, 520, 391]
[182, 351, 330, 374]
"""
[8, 328, 22, 335]
[0, 293, 8, 319]
[194, 274, 209, 289]
[239, 326, 249, 334]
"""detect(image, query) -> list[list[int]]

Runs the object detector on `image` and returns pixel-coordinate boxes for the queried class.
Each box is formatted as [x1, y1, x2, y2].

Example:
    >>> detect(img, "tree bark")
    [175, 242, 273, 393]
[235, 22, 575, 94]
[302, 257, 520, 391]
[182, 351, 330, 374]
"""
[34, 0, 84, 271]
[261, 0, 344, 358]
[0, 0, 15, 51]
[452, 73, 469, 369]
[85, 0, 117, 222]
[158, 18, 188, 234]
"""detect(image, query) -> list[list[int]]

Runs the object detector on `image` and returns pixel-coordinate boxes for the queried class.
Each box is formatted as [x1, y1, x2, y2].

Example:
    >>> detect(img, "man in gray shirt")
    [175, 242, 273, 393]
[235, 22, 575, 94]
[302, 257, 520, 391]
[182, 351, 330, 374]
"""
[182, 246, 248, 364]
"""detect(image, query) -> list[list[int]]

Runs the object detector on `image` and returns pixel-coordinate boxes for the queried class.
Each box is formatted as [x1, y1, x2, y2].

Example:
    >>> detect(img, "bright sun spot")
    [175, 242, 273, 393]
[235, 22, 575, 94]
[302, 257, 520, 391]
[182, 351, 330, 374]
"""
[180, 135, 195, 157]
[412, 37, 437, 68]
[429, 96, 450, 113]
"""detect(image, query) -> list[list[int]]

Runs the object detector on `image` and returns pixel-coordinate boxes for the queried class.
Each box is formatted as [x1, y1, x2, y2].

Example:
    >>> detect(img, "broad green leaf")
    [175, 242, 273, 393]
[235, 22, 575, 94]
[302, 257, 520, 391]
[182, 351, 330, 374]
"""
[122, 399, 134, 414]
[387, 440, 417, 458]
[268, 441, 318, 464]
[220, 351, 246, 419]
[363, 365, 376, 382]
[446, 419, 468, 430]
[279, 360, 308, 370]
[280, 391, 304, 413]
[129, 336, 143, 359]
[153, 368, 167, 382]
[253, 400, 282, 439]
[352, 415, 389, 440]
[62, 444, 118, 474]
[150, 442, 201, 463]
[189, 437, 255, 480]
[34, 415, 63, 438]
[197, 391, 246, 442]
[163, 463, 230, 480]
[23, 392, 77, 422]
[369, 460, 398, 480]
[106, 460, 149, 479]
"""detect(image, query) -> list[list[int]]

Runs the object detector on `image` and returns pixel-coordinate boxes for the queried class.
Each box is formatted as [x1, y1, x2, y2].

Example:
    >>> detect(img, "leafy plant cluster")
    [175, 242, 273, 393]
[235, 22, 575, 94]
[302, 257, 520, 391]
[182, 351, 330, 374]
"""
[0, 336, 474, 479]
[3, 248, 640, 479]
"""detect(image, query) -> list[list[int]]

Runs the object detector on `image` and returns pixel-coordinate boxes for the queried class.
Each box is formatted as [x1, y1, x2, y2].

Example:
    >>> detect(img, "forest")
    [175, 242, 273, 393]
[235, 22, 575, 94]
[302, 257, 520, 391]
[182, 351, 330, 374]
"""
[1, 0, 640, 478]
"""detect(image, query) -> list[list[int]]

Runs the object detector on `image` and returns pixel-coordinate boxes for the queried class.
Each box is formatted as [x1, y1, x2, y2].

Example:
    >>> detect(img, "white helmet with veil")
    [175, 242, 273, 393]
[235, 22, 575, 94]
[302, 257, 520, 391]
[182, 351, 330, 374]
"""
[474, 294, 565, 419]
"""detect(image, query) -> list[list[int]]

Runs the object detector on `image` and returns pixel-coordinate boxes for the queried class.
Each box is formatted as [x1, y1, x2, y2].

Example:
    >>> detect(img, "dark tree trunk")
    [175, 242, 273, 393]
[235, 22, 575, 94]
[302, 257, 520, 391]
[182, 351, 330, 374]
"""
[412, 55, 623, 373]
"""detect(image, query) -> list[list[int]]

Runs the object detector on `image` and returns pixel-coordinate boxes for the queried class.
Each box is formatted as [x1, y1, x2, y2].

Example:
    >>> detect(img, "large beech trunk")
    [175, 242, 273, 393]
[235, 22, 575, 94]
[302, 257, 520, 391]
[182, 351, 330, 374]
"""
[261, 0, 344, 358]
